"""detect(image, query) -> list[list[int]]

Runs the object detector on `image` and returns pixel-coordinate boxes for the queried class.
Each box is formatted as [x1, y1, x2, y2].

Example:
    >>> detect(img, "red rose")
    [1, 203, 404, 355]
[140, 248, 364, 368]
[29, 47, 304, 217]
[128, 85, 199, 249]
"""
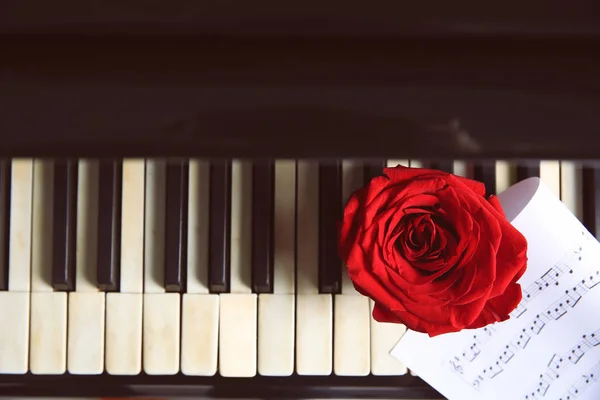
[338, 165, 528, 337]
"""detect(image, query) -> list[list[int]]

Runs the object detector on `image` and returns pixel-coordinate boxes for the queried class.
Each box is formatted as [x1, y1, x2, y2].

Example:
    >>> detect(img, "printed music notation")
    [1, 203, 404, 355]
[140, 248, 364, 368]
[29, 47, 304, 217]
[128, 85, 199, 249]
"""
[449, 241, 589, 371]
[391, 178, 600, 400]
[521, 329, 600, 399]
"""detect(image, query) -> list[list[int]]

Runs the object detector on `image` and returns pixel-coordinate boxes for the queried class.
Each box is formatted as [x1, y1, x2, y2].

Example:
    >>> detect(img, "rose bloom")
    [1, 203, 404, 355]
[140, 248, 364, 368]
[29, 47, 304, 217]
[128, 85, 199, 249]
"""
[338, 166, 528, 337]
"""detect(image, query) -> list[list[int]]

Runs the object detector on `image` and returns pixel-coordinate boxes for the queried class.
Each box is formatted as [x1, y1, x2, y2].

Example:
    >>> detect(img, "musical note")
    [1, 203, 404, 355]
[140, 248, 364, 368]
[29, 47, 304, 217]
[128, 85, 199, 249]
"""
[498, 344, 516, 364]
[546, 301, 568, 320]
[582, 270, 600, 289]
[463, 343, 482, 362]
[481, 361, 504, 379]
[512, 303, 528, 318]
[526, 315, 547, 335]
[558, 362, 600, 400]
[514, 329, 532, 349]
[535, 374, 552, 396]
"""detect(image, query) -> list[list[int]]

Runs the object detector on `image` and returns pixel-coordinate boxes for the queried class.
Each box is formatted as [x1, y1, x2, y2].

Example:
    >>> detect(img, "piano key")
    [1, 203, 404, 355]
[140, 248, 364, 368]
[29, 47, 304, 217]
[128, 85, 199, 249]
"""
[182, 160, 220, 376]
[334, 161, 370, 376]
[219, 160, 257, 378]
[334, 295, 371, 376]
[219, 293, 258, 377]
[540, 160, 561, 198]
[427, 161, 454, 173]
[560, 161, 583, 220]
[31, 159, 54, 293]
[495, 161, 513, 194]
[0, 292, 29, 374]
[29, 160, 68, 375]
[142, 160, 181, 375]
[0, 159, 10, 291]
[96, 159, 122, 292]
[68, 160, 105, 375]
[258, 160, 296, 376]
[582, 166, 600, 238]
[453, 161, 468, 177]
[105, 293, 143, 375]
[208, 160, 231, 293]
[144, 159, 166, 295]
[29, 292, 67, 374]
[472, 162, 497, 196]
[296, 161, 333, 376]
[8, 159, 34, 292]
[143, 293, 181, 375]
[67, 292, 105, 374]
[363, 159, 386, 185]
[52, 159, 78, 291]
[181, 294, 219, 376]
[105, 159, 145, 376]
[119, 159, 145, 293]
[409, 160, 423, 168]
[370, 300, 408, 376]
[318, 162, 342, 294]
[516, 162, 540, 181]
[0, 159, 33, 374]
[251, 160, 274, 293]
[164, 159, 189, 292]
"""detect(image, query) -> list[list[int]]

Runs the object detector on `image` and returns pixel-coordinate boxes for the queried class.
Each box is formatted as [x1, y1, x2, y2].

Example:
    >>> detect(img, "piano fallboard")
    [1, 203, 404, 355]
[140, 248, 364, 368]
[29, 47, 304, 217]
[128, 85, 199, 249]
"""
[1, 35, 600, 159]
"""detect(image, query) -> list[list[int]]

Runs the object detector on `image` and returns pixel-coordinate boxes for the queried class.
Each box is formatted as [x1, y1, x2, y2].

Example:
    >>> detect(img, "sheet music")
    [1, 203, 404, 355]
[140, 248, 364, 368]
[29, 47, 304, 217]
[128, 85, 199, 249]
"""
[391, 177, 600, 400]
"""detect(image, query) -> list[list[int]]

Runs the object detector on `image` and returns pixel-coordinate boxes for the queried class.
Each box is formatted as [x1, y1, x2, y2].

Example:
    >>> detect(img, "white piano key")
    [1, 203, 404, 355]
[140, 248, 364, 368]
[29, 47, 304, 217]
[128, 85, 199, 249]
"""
[0, 292, 29, 373]
[29, 292, 67, 374]
[296, 294, 333, 376]
[369, 300, 408, 376]
[453, 161, 468, 177]
[386, 159, 409, 168]
[258, 160, 296, 377]
[333, 295, 371, 376]
[219, 293, 258, 377]
[142, 293, 180, 375]
[258, 294, 295, 376]
[333, 161, 371, 376]
[67, 292, 105, 374]
[30, 159, 54, 292]
[8, 159, 34, 292]
[218, 161, 257, 377]
[68, 160, 104, 375]
[409, 160, 423, 168]
[495, 161, 513, 194]
[120, 159, 145, 293]
[105, 293, 143, 375]
[296, 161, 333, 375]
[186, 159, 210, 294]
[181, 161, 219, 376]
[181, 294, 219, 376]
[540, 160, 561, 198]
[143, 159, 166, 294]
[560, 161, 583, 220]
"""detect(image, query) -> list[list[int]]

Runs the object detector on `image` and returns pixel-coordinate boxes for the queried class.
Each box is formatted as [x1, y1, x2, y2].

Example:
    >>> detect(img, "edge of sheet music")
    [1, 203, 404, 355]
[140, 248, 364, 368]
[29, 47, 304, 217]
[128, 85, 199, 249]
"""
[390, 177, 600, 400]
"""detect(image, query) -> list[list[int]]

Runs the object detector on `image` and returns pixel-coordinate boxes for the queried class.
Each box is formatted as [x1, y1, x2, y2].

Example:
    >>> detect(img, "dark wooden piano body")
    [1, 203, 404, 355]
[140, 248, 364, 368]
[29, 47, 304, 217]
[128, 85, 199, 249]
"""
[0, 1, 599, 398]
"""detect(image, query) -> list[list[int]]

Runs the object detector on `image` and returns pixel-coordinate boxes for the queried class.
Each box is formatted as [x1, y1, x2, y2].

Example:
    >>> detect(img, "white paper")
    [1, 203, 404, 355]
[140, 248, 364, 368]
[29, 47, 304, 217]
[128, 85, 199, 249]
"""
[391, 177, 600, 400]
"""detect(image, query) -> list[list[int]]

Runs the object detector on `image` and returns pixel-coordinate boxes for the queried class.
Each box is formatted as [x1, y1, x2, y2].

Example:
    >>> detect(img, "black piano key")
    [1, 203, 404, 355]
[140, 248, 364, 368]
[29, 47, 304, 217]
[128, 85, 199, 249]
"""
[52, 159, 78, 291]
[208, 160, 231, 293]
[318, 162, 343, 294]
[164, 160, 189, 292]
[427, 161, 454, 173]
[363, 160, 387, 185]
[0, 160, 10, 291]
[582, 166, 600, 238]
[516, 162, 540, 181]
[251, 161, 275, 293]
[97, 159, 122, 292]
[472, 163, 497, 196]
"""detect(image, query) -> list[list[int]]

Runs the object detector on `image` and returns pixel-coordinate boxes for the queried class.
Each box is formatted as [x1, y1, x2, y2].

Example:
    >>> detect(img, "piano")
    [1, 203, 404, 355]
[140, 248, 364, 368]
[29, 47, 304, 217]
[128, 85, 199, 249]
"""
[1, 1, 600, 398]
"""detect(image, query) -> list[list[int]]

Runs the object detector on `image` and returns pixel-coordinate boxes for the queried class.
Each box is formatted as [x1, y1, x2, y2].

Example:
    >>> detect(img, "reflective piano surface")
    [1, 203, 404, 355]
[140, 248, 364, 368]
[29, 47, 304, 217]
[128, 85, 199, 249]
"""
[1, 3, 600, 398]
